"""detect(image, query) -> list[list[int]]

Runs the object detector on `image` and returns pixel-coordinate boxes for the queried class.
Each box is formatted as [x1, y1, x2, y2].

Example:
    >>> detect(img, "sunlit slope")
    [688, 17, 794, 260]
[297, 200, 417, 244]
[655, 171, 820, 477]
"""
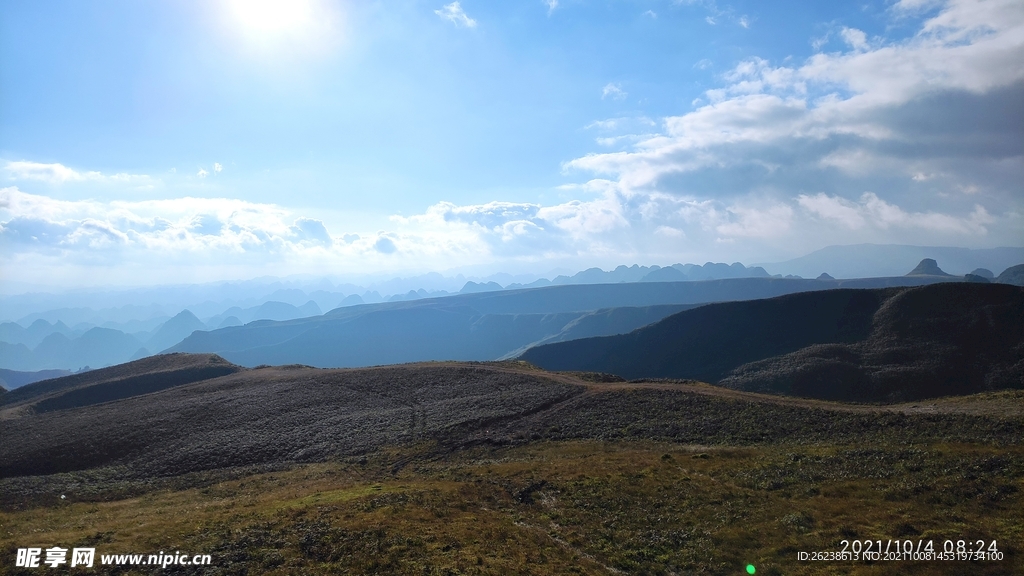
[521, 283, 1024, 402]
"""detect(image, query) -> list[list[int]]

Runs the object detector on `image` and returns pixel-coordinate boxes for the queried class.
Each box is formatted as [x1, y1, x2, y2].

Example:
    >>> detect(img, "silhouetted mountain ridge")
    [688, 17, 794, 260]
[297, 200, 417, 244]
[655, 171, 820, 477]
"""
[521, 283, 1024, 402]
[906, 258, 953, 277]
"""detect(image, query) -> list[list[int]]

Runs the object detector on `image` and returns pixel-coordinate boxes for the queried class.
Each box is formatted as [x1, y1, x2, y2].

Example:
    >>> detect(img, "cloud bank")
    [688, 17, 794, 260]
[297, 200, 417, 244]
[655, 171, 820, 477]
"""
[570, 0, 1023, 200]
[3, 161, 155, 187]
[561, 0, 1022, 249]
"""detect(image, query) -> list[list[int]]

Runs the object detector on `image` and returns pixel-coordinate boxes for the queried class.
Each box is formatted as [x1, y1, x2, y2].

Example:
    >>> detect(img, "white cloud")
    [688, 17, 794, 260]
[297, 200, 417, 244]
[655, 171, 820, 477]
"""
[3, 161, 154, 187]
[602, 83, 627, 100]
[796, 193, 867, 229]
[894, 0, 943, 11]
[544, 0, 558, 15]
[681, 0, 752, 29]
[290, 217, 333, 246]
[811, 33, 831, 51]
[564, 0, 1024, 199]
[715, 204, 793, 238]
[798, 192, 994, 234]
[197, 168, 208, 178]
[644, 10, 658, 19]
[435, 2, 476, 28]
[373, 235, 397, 254]
[654, 225, 684, 238]
[0, 186, 307, 254]
[840, 27, 868, 51]
[585, 116, 655, 131]
[214, 162, 223, 173]
[2, 179, 1015, 287]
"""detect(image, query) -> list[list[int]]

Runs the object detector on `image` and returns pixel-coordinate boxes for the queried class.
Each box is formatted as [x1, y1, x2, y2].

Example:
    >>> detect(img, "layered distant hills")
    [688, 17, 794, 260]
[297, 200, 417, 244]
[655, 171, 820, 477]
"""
[505, 261, 771, 288]
[3, 254, 1023, 372]
[0, 301, 324, 371]
[521, 282, 1024, 402]
[3, 259, 1022, 574]
[166, 275, 965, 368]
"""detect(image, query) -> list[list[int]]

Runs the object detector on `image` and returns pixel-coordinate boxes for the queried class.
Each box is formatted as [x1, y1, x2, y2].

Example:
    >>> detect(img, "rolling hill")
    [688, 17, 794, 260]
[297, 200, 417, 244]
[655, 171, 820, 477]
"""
[0, 360, 580, 479]
[2, 353, 1020, 484]
[1, 354, 1020, 574]
[0, 353, 241, 412]
[520, 282, 1024, 402]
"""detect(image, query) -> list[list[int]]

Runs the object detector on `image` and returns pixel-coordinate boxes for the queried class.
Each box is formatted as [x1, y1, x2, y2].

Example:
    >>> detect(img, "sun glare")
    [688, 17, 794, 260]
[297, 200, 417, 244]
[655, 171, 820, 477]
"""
[222, 0, 338, 54]
[227, 0, 313, 36]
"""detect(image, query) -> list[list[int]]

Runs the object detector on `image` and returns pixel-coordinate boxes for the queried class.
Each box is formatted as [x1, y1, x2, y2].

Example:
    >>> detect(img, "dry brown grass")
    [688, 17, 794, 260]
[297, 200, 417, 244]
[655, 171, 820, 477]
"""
[2, 439, 1020, 575]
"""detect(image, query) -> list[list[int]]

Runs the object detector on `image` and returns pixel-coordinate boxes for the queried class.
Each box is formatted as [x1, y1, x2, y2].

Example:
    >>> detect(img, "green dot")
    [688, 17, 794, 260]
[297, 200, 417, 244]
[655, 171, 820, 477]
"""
[745, 565, 756, 575]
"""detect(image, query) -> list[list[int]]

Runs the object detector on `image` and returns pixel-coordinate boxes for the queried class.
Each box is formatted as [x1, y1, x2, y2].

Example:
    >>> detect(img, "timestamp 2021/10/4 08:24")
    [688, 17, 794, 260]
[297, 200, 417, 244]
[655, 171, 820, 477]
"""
[798, 539, 1004, 563]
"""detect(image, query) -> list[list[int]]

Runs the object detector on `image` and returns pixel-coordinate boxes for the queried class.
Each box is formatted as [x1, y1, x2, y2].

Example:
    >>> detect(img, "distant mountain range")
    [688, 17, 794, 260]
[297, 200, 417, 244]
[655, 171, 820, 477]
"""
[202, 300, 323, 328]
[0, 319, 77, 349]
[760, 244, 1024, 278]
[0, 261, 839, 372]
[0, 300, 327, 371]
[3, 254, 1022, 372]
[168, 275, 956, 369]
[521, 282, 1024, 402]
[504, 262, 771, 289]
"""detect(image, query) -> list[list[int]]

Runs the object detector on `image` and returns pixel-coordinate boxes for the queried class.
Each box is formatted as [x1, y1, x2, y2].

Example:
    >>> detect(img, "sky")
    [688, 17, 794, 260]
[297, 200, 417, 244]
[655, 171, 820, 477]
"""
[1, 0, 1022, 290]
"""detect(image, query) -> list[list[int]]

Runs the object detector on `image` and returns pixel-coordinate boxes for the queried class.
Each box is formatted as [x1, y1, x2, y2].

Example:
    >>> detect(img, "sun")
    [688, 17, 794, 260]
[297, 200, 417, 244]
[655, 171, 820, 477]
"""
[221, 0, 339, 54]
[225, 0, 315, 37]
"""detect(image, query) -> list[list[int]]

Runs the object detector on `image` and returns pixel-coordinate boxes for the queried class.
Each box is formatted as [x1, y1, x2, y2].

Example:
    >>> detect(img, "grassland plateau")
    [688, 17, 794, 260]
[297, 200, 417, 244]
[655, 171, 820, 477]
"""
[1, 349, 1021, 575]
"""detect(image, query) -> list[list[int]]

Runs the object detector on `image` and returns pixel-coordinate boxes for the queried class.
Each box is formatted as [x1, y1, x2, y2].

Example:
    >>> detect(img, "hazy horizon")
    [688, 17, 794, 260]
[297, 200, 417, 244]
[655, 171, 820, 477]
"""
[2, 0, 1022, 292]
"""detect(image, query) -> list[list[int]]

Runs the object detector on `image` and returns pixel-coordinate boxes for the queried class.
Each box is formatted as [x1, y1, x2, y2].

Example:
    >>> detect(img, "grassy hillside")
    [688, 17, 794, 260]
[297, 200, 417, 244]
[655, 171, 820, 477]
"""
[0, 359, 1021, 574]
[522, 283, 1024, 402]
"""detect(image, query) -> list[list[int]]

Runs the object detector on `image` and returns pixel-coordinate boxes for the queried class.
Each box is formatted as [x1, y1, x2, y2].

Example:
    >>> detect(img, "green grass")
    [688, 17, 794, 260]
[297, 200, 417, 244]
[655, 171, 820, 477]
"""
[2, 439, 1020, 575]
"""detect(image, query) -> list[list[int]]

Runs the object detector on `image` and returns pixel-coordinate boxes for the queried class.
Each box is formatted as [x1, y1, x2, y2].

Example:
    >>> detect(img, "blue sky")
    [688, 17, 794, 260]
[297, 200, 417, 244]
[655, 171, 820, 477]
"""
[1, 0, 1022, 289]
